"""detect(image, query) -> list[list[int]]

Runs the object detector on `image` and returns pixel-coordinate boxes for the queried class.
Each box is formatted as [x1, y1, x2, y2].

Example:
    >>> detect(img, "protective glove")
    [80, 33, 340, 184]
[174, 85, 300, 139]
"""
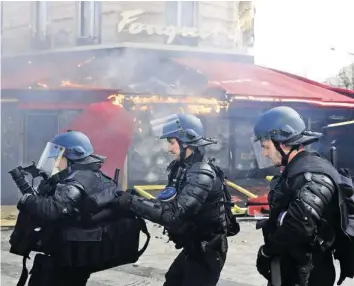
[256, 245, 271, 281]
[114, 190, 133, 209]
[17, 193, 33, 211]
[126, 189, 137, 195]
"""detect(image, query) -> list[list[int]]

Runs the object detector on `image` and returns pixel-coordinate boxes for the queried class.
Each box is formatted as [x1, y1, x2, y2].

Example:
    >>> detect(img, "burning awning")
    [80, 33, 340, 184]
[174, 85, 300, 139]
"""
[3, 46, 354, 109]
[174, 58, 354, 108]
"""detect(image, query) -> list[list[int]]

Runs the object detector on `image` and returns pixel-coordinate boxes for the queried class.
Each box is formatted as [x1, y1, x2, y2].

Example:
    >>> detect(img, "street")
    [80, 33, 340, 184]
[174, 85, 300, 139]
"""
[1, 222, 351, 286]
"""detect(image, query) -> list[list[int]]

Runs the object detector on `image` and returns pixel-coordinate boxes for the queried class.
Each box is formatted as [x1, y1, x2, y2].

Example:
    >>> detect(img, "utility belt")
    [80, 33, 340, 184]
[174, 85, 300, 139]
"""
[200, 234, 228, 253]
[274, 210, 335, 254]
[310, 220, 336, 253]
[176, 233, 228, 258]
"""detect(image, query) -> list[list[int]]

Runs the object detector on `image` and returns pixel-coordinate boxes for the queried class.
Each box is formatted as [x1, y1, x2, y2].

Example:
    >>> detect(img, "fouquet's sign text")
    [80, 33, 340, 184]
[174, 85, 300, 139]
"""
[117, 10, 238, 44]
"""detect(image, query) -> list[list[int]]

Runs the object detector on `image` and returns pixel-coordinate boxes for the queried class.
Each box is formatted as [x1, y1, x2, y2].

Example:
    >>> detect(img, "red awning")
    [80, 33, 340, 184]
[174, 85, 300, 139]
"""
[174, 58, 354, 108]
[269, 69, 354, 97]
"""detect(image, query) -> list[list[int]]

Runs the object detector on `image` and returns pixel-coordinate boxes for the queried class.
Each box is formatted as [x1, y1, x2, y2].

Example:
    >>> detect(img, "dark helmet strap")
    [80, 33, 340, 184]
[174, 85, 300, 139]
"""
[272, 140, 299, 166]
[176, 139, 187, 161]
[177, 139, 202, 162]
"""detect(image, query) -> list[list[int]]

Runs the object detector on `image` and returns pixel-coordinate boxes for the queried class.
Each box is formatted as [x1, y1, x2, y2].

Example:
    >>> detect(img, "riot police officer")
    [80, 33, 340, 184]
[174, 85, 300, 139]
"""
[114, 113, 239, 286]
[252, 106, 338, 286]
[15, 130, 146, 286]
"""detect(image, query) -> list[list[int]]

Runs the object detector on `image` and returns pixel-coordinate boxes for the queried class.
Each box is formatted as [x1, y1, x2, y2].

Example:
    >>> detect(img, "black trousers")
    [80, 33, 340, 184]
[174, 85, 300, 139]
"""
[28, 266, 91, 286]
[278, 250, 335, 286]
[308, 251, 335, 286]
[163, 248, 227, 286]
[28, 254, 91, 286]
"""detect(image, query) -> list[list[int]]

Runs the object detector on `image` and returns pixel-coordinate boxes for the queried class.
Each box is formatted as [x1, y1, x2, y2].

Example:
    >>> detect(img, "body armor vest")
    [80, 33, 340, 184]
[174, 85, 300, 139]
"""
[167, 156, 228, 238]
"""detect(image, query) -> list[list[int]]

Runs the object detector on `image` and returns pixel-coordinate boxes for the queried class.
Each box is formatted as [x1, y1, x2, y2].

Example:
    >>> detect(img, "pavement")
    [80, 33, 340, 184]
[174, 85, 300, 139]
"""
[1, 221, 352, 286]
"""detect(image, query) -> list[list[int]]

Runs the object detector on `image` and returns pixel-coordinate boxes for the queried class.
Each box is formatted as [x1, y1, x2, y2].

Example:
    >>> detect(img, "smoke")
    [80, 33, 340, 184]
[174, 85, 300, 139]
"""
[2, 43, 259, 199]
[79, 49, 229, 184]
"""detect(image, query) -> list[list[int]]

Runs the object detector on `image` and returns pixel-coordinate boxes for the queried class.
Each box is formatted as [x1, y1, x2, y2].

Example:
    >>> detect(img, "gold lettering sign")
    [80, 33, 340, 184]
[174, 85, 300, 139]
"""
[117, 9, 237, 44]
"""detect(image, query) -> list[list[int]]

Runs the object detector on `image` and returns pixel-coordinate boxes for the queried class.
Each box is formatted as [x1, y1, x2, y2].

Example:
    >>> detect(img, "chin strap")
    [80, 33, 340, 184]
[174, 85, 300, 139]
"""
[272, 140, 299, 166]
[177, 139, 187, 162]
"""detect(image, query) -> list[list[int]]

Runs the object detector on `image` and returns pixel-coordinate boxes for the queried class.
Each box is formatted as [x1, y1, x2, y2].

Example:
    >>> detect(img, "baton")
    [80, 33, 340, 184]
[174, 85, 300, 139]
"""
[270, 257, 282, 286]
[329, 146, 337, 168]
[113, 168, 120, 185]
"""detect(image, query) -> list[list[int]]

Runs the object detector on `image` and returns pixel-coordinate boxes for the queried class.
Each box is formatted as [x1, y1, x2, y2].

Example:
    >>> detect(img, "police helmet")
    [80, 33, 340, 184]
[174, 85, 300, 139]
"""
[253, 106, 322, 146]
[36, 130, 100, 177]
[51, 130, 94, 161]
[150, 113, 216, 147]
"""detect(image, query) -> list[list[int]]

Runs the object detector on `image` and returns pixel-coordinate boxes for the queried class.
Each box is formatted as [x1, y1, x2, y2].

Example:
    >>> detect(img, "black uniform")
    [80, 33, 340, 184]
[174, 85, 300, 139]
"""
[119, 151, 229, 286]
[259, 151, 338, 286]
[17, 163, 128, 286]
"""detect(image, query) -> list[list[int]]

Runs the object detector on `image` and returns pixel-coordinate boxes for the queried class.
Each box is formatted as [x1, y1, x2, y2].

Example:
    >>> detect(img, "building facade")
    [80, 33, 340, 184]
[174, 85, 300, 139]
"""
[1, 1, 255, 205]
[1, 1, 255, 56]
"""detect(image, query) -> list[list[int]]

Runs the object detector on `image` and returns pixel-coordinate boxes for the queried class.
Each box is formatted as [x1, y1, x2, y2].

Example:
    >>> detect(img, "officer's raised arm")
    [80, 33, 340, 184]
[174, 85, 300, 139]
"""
[16, 134, 93, 223]
[18, 181, 83, 223]
[118, 159, 216, 230]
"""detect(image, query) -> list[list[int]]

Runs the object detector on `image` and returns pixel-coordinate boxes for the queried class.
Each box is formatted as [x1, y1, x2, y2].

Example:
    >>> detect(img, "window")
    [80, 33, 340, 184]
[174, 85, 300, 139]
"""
[166, 1, 197, 27]
[165, 1, 198, 46]
[77, 1, 101, 41]
[33, 1, 49, 40]
[1, 2, 3, 51]
[0, 2, 3, 31]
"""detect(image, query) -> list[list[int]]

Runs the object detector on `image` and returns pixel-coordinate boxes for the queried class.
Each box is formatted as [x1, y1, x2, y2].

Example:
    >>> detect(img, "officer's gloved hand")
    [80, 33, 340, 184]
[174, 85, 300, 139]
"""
[256, 245, 271, 281]
[126, 189, 136, 195]
[114, 190, 133, 209]
[17, 193, 33, 211]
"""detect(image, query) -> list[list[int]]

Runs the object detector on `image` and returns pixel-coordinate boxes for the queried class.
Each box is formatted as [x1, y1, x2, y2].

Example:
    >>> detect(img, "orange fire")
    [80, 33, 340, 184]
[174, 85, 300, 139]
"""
[107, 93, 228, 115]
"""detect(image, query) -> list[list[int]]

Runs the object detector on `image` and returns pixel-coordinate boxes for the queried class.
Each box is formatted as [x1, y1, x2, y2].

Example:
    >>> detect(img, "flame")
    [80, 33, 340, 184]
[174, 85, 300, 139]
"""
[60, 80, 106, 90]
[61, 80, 72, 87]
[77, 57, 96, 68]
[108, 94, 124, 106]
[37, 82, 48, 88]
[107, 94, 228, 115]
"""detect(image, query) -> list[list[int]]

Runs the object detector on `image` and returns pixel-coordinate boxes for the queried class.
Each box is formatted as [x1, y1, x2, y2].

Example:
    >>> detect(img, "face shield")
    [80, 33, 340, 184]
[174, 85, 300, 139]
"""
[251, 137, 276, 169]
[37, 142, 66, 177]
[150, 114, 184, 139]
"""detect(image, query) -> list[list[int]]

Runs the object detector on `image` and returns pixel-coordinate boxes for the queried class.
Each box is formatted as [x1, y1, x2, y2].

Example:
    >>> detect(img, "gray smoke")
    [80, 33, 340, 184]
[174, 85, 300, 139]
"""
[2, 45, 259, 203]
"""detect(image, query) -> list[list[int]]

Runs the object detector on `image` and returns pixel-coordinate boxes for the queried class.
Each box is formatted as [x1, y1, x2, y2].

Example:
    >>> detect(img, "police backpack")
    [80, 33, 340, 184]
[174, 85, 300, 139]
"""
[208, 158, 240, 237]
[286, 151, 354, 285]
[56, 169, 151, 273]
[332, 168, 354, 285]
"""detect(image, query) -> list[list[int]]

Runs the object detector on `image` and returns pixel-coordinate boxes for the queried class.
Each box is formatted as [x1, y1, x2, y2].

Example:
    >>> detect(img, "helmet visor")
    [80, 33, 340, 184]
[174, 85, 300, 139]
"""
[37, 142, 66, 176]
[150, 114, 184, 139]
[251, 137, 275, 169]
